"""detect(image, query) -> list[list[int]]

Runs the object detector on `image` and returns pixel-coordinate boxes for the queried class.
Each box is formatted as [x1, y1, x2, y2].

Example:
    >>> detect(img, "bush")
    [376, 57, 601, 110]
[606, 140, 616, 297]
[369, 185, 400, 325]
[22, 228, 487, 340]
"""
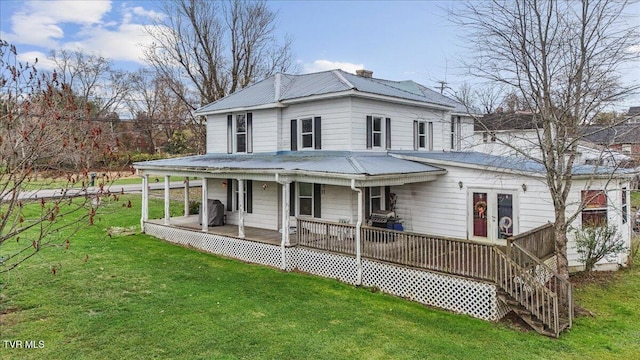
[189, 201, 201, 215]
[572, 224, 627, 271]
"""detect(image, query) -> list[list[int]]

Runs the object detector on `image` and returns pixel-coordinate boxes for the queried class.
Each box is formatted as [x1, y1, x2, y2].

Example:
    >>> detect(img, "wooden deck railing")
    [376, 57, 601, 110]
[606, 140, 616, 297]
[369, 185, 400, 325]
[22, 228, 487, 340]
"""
[360, 226, 496, 281]
[296, 218, 356, 255]
[507, 223, 555, 260]
[296, 217, 572, 336]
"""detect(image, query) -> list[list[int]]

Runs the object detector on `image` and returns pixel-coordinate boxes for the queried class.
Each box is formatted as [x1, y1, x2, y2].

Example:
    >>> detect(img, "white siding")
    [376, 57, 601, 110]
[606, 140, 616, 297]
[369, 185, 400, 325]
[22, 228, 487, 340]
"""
[350, 97, 448, 151]
[320, 185, 356, 222]
[206, 179, 279, 230]
[206, 114, 228, 153]
[280, 98, 353, 151]
[394, 167, 555, 238]
[206, 109, 279, 154]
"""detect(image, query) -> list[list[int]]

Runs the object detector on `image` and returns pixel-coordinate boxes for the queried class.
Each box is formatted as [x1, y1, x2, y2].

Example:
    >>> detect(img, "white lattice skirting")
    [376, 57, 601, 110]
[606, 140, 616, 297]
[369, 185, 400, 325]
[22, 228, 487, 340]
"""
[144, 223, 510, 321]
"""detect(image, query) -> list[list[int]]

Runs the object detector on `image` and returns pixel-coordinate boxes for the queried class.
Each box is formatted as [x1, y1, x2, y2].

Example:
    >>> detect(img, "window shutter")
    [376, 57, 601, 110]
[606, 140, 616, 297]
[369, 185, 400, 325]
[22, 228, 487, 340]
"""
[385, 117, 391, 150]
[289, 182, 296, 216]
[246, 113, 253, 153]
[413, 120, 418, 150]
[366, 116, 372, 149]
[246, 180, 253, 213]
[428, 122, 434, 151]
[226, 178, 233, 211]
[314, 116, 322, 149]
[384, 186, 391, 210]
[364, 187, 370, 216]
[313, 183, 321, 218]
[227, 115, 233, 154]
[290, 119, 297, 151]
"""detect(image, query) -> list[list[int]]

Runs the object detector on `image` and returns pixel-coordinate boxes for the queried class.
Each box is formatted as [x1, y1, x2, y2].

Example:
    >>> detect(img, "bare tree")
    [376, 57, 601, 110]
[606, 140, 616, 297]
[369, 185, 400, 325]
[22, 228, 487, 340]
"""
[144, 0, 296, 153]
[128, 69, 193, 154]
[0, 41, 123, 278]
[451, 0, 639, 279]
[48, 49, 131, 119]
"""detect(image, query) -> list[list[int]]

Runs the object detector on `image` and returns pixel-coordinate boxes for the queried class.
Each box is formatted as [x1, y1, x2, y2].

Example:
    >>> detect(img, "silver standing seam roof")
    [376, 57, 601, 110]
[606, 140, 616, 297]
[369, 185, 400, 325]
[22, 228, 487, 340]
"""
[194, 69, 465, 115]
[134, 151, 444, 176]
[135, 151, 637, 178]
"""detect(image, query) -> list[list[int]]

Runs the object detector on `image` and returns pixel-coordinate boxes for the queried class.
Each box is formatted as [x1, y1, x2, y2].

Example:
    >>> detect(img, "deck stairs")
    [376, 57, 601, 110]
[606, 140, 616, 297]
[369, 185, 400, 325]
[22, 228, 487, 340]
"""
[493, 246, 573, 338]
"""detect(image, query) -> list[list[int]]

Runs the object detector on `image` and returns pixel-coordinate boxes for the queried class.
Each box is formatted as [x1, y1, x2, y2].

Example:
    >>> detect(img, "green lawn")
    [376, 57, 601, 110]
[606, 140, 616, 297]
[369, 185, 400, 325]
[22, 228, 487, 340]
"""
[1, 197, 639, 359]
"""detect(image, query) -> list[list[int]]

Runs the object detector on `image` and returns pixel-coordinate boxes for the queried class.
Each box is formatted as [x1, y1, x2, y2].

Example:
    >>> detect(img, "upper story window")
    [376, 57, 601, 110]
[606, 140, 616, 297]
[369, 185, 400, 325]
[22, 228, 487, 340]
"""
[482, 131, 497, 143]
[227, 113, 252, 154]
[290, 117, 321, 151]
[414, 120, 433, 150]
[366, 116, 391, 149]
[236, 114, 247, 153]
[451, 116, 461, 150]
[622, 144, 632, 155]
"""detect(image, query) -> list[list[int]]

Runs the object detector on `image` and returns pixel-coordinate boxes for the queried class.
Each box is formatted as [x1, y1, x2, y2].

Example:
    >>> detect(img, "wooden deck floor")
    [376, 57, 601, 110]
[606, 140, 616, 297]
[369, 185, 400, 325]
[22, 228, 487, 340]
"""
[148, 216, 292, 246]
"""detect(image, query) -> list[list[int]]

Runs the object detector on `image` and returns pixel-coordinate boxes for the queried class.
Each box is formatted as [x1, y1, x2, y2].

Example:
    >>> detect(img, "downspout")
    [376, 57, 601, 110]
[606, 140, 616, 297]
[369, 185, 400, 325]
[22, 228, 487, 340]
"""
[351, 179, 363, 285]
[275, 173, 289, 270]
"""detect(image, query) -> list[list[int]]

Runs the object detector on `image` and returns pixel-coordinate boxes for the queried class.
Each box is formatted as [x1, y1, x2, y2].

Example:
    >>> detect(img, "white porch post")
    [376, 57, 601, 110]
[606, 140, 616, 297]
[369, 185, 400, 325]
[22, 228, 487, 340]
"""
[281, 181, 291, 246]
[351, 179, 363, 286]
[164, 175, 170, 225]
[184, 177, 190, 216]
[201, 177, 208, 232]
[141, 174, 149, 232]
[238, 179, 245, 238]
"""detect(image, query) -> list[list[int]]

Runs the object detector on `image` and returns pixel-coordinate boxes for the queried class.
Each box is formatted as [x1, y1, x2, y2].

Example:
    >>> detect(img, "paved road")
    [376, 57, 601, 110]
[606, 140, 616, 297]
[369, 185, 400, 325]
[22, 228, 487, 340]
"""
[6, 180, 202, 202]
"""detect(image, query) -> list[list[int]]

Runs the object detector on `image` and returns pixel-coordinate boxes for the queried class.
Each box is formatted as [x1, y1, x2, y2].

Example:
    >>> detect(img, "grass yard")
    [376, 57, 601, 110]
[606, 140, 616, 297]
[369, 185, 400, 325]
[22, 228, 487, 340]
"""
[0, 196, 639, 359]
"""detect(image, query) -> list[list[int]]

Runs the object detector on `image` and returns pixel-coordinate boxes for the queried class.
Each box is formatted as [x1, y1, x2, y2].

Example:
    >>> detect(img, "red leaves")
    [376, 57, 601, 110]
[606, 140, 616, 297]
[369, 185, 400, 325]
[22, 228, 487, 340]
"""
[88, 208, 95, 225]
[40, 197, 45, 208]
[51, 267, 57, 275]
[64, 239, 70, 250]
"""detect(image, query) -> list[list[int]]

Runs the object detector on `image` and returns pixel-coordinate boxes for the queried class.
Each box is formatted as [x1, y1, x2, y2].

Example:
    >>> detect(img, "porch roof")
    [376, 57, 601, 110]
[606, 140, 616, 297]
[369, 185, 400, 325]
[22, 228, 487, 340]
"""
[134, 151, 446, 181]
[392, 151, 639, 178]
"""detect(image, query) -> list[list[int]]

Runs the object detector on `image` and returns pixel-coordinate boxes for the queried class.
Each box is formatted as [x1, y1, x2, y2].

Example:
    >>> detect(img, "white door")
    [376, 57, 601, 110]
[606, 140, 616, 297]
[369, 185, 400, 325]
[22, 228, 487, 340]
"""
[469, 189, 518, 244]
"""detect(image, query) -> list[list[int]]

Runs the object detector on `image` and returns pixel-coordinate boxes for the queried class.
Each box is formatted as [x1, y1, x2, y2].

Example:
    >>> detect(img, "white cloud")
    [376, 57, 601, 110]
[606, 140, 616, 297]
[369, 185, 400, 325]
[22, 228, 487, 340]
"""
[303, 60, 365, 74]
[2, 0, 164, 66]
[627, 44, 640, 54]
[3, 1, 113, 47]
[63, 23, 159, 64]
[16, 51, 57, 71]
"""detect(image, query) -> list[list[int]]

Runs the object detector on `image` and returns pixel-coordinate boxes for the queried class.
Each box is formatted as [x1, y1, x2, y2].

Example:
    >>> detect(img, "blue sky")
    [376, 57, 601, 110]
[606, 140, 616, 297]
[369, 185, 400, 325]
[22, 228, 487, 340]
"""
[1, 0, 638, 107]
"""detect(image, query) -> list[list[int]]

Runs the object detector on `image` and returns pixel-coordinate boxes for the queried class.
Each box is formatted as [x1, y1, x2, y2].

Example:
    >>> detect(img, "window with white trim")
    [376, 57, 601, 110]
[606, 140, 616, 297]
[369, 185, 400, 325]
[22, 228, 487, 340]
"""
[236, 114, 247, 153]
[622, 187, 628, 224]
[582, 190, 607, 227]
[372, 116, 383, 147]
[451, 115, 461, 150]
[298, 182, 313, 216]
[418, 122, 426, 149]
[622, 144, 632, 155]
[370, 186, 383, 212]
[300, 118, 314, 149]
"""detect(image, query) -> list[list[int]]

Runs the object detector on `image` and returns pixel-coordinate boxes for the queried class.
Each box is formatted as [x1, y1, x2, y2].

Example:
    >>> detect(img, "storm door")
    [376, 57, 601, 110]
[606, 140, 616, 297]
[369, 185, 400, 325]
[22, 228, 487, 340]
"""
[469, 189, 518, 244]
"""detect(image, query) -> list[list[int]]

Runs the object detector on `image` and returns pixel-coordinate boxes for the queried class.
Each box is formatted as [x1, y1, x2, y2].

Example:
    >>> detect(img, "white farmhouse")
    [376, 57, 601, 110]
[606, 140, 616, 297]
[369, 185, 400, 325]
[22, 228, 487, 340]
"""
[134, 69, 635, 337]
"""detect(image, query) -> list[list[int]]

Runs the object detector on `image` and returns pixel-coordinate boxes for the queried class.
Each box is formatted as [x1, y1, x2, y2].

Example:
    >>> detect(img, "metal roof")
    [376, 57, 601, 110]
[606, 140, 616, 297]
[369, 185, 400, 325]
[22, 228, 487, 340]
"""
[391, 151, 637, 176]
[134, 151, 445, 176]
[194, 69, 466, 115]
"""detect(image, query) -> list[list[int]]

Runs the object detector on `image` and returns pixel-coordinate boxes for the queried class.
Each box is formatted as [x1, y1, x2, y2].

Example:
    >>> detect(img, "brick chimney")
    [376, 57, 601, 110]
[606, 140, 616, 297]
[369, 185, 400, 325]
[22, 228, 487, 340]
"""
[356, 69, 373, 78]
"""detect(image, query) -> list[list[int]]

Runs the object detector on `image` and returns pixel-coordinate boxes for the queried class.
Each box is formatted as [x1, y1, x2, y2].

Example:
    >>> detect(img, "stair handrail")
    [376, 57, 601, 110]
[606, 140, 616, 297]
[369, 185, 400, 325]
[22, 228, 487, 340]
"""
[493, 247, 562, 337]
[509, 242, 574, 328]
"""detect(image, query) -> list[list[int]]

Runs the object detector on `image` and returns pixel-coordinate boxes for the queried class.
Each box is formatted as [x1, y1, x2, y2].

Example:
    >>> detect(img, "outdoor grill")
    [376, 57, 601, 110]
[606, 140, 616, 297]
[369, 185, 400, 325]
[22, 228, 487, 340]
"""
[368, 210, 401, 229]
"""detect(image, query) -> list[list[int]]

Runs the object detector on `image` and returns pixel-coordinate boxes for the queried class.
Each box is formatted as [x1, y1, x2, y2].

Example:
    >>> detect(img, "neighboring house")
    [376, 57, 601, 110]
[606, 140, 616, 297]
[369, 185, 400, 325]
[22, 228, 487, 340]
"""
[581, 124, 640, 165]
[625, 106, 640, 124]
[134, 69, 635, 337]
